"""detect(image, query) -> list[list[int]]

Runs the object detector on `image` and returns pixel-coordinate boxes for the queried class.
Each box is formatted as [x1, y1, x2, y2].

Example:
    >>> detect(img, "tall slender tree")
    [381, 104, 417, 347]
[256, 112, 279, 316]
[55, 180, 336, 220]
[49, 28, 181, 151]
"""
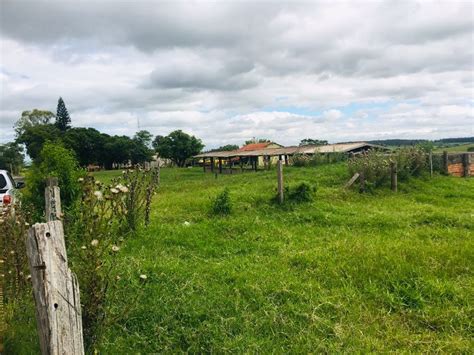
[55, 97, 71, 131]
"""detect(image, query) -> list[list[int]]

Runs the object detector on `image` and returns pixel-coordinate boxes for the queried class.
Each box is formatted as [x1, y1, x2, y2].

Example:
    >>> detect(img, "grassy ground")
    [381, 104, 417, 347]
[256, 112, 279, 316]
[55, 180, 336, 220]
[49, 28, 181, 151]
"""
[434, 143, 474, 152]
[6, 164, 474, 352]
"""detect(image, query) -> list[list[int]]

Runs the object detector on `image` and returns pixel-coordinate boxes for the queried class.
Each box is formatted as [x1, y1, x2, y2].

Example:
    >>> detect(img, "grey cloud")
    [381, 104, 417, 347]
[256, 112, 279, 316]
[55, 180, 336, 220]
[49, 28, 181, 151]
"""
[1, 1, 472, 146]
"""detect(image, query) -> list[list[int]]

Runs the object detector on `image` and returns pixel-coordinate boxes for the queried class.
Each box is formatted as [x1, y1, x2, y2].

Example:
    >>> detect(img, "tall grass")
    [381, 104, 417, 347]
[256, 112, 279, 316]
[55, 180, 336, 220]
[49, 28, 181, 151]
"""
[5, 163, 473, 353]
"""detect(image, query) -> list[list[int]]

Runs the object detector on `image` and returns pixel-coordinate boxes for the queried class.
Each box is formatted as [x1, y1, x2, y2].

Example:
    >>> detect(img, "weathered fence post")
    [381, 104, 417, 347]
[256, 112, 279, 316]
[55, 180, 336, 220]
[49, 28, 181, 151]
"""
[45, 177, 62, 222]
[344, 172, 360, 189]
[390, 161, 398, 192]
[277, 160, 284, 204]
[443, 151, 449, 175]
[429, 151, 433, 178]
[462, 153, 470, 177]
[26, 179, 84, 355]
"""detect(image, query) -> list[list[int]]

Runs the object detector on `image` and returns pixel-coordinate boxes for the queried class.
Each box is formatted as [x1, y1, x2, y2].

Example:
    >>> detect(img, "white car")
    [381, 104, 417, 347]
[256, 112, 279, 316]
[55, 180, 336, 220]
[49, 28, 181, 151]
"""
[0, 169, 25, 211]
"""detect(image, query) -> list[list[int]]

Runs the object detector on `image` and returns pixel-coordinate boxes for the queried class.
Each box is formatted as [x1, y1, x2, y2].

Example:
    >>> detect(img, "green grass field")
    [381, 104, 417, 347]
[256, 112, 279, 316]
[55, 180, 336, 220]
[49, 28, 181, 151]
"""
[6, 164, 474, 352]
[434, 143, 474, 153]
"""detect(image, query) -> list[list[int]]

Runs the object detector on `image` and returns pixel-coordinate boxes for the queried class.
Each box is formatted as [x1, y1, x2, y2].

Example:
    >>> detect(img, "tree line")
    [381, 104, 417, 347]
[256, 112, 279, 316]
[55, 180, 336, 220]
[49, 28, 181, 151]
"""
[0, 98, 205, 171]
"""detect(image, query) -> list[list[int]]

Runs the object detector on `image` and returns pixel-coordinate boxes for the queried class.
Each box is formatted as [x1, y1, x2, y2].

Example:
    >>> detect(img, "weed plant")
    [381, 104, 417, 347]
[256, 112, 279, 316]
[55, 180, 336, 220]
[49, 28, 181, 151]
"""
[211, 188, 232, 215]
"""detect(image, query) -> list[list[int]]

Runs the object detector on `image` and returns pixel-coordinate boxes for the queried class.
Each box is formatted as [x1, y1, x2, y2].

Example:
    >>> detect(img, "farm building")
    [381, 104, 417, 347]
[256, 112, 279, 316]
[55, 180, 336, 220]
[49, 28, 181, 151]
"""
[238, 142, 282, 166]
[194, 142, 388, 173]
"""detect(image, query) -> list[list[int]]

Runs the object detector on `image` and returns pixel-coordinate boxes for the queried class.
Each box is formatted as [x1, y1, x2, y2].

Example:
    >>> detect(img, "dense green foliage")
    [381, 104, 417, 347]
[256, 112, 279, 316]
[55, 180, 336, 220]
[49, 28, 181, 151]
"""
[348, 147, 428, 189]
[286, 181, 317, 203]
[208, 144, 239, 152]
[153, 130, 204, 167]
[0, 142, 24, 174]
[5, 163, 473, 353]
[24, 142, 84, 217]
[14, 109, 55, 137]
[211, 188, 232, 215]
[299, 138, 328, 146]
[16, 123, 62, 161]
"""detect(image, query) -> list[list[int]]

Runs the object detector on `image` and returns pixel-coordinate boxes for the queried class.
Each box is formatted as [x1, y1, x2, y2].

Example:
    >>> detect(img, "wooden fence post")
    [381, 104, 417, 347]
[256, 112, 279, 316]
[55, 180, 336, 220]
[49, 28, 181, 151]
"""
[443, 151, 449, 175]
[45, 177, 62, 222]
[277, 160, 284, 204]
[429, 151, 433, 178]
[390, 161, 398, 192]
[463, 153, 470, 177]
[344, 172, 360, 189]
[26, 180, 84, 355]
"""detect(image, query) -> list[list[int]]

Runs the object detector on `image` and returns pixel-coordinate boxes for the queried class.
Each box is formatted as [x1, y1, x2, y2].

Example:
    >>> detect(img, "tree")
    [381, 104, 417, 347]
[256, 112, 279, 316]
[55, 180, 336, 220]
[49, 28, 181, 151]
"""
[209, 144, 239, 152]
[134, 130, 153, 149]
[153, 130, 204, 167]
[55, 97, 71, 131]
[0, 142, 24, 174]
[24, 142, 83, 218]
[101, 135, 134, 169]
[16, 123, 61, 161]
[63, 127, 105, 166]
[14, 109, 55, 137]
[299, 138, 328, 146]
[245, 138, 271, 145]
[131, 130, 154, 164]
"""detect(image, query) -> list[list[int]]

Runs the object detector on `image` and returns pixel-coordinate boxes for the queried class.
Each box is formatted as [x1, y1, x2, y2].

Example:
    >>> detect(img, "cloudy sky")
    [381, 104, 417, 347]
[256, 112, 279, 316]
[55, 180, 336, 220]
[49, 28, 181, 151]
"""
[1, 0, 473, 148]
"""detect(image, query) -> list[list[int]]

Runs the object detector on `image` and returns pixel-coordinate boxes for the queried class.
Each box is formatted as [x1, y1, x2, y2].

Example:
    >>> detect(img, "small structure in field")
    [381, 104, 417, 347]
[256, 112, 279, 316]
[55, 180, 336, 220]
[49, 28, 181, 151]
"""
[194, 142, 387, 173]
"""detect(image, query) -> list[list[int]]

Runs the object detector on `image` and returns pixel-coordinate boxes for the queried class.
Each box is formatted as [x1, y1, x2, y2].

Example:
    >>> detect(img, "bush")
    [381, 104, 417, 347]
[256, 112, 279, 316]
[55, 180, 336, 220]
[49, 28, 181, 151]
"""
[286, 181, 317, 203]
[348, 150, 390, 188]
[292, 153, 347, 167]
[0, 203, 32, 302]
[67, 168, 159, 351]
[24, 142, 84, 219]
[211, 188, 232, 215]
[348, 147, 429, 190]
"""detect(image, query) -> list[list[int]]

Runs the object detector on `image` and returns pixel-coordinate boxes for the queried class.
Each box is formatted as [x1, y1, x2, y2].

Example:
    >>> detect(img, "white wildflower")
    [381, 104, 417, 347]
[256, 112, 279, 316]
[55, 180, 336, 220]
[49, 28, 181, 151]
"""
[94, 190, 103, 200]
[91, 239, 99, 247]
[81, 245, 87, 250]
[78, 177, 84, 182]
[116, 184, 129, 193]
[110, 188, 119, 194]
[111, 245, 120, 252]
[139, 274, 147, 280]
[183, 221, 190, 226]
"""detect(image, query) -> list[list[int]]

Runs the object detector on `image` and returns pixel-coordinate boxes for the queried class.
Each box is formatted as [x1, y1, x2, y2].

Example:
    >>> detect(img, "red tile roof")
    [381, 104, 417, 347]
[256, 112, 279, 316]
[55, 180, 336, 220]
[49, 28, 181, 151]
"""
[238, 142, 273, 151]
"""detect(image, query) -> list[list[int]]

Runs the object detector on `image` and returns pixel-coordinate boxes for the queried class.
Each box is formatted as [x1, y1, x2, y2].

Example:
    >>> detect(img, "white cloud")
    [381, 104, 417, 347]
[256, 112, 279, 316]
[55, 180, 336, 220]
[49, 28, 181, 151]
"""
[0, 0, 472, 147]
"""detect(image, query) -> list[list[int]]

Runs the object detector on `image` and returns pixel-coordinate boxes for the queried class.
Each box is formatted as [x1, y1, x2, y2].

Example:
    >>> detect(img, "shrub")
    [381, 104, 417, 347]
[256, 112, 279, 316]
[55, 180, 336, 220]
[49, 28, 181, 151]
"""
[287, 181, 317, 203]
[348, 146, 429, 190]
[291, 154, 311, 167]
[66, 169, 158, 351]
[348, 150, 390, 188]
[24, 142, 84, 219]
[292, 153, 347, 167]
[211, 188, 232, 215]
[467, 147, 474, 152]
[0, 203, 32, 301]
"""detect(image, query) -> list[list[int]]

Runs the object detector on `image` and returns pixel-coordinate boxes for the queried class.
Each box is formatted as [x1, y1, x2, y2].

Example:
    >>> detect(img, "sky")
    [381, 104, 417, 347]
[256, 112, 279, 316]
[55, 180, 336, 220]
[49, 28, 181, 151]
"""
[1, 0, 473, 149]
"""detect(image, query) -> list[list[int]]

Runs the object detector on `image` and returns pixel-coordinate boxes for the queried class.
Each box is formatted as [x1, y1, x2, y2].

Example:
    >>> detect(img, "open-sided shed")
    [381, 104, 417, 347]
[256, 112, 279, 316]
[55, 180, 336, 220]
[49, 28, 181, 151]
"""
[194, 142, 388, 173]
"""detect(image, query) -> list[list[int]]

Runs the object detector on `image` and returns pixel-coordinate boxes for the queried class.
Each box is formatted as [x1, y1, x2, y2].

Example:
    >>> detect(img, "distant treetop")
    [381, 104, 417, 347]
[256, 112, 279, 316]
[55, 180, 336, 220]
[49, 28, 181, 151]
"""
[55, 97, 71, 131]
